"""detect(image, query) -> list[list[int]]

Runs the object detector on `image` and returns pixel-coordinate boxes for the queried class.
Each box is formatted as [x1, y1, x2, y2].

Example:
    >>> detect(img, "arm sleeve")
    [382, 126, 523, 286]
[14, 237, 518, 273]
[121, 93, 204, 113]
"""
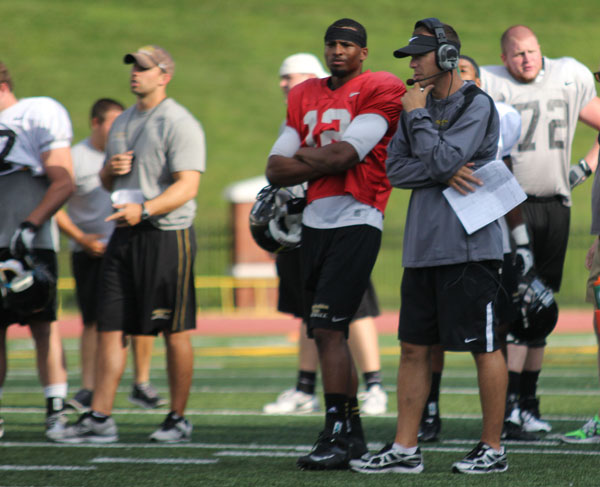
[341, 113, 388, 161]
[269, 126, 301, 157]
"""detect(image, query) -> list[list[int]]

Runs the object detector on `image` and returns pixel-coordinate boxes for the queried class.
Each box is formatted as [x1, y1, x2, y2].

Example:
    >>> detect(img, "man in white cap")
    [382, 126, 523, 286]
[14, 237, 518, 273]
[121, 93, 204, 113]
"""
[263, 53, 388, 417]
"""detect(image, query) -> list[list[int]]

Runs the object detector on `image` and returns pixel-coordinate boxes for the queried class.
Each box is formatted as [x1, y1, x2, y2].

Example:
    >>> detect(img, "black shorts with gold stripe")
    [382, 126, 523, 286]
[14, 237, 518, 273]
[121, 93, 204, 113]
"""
[97, 223, 196, 335]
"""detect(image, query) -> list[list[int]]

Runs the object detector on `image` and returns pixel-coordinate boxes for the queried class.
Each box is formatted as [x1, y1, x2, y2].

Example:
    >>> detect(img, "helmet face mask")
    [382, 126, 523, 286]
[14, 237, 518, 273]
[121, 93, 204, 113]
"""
[0, 257, 55, 317]
[510, 273, 558, 342]
[249, 185, 306, 254]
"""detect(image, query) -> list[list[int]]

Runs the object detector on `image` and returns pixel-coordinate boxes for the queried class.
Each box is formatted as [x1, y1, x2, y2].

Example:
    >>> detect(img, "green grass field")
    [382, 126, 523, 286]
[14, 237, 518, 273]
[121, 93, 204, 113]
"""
[0, 331, 598, 486]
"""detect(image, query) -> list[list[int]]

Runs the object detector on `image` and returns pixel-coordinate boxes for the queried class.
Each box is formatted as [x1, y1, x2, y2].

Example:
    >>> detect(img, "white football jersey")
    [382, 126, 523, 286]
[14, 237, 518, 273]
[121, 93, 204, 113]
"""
[481, 57, 596, 206]
[0, 96, 72, 177]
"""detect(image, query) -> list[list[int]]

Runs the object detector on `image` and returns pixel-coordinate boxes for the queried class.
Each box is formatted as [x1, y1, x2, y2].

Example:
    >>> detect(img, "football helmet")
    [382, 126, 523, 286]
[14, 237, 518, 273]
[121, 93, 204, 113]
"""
[0, 257, 55, 317]
[510, 273, 558, 342]
[249, 185, 306, 254]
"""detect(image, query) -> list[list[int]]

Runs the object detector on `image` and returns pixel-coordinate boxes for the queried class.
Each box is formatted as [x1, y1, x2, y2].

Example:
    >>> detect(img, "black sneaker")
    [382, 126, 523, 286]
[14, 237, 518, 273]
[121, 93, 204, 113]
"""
[452, 441, 508, 474]
[502, 420, 539, 441]
[297, 423, 350, 470]
[128, 382, 167, 409]
[66, 389, 93, 413]
[350, 443, 424, 474]
[349, 433, 368, 460]
[418, 401, 441, 442]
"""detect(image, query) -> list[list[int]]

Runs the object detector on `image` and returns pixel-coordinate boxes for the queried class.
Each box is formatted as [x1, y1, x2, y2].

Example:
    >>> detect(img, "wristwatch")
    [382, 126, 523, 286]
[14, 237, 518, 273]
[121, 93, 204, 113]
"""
[141, 202, 150, 221]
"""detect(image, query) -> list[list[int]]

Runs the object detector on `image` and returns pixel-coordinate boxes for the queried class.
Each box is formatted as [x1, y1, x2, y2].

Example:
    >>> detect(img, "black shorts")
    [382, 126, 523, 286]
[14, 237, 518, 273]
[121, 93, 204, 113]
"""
[522, 196, 570, 292]
[399, 261, 503, 353]
[72, 251, 103, 325]
[0, 248, 57, 326]
[276, 248, 380, 320]
[301, 224, 381, 337]
[97, 224, 197, 336]
[496, 253, 519, 326]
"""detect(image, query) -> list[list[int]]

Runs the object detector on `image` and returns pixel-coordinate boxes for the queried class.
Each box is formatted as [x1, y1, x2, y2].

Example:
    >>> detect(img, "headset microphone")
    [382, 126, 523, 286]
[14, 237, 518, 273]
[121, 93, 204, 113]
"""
[406, 70, 447, 86]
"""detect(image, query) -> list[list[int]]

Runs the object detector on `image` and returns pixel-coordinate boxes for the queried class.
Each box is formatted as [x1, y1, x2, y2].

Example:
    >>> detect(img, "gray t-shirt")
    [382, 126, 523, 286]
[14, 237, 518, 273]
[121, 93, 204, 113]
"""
[481, 57, 596, 207]
[105, 98, 206, 230]
[386, 82, 503, 268]
[67, 137, 115, 251]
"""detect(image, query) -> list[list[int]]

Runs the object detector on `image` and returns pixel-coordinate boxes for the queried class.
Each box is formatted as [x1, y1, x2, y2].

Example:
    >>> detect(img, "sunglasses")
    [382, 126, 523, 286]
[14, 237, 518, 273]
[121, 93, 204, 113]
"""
[595, 71, 600, 83]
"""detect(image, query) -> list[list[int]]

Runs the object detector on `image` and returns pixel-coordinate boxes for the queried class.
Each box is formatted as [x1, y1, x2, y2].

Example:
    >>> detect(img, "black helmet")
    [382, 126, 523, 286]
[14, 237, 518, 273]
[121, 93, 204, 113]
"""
[0, 257, 55, 318]
[510, 273, 558, 342]
[249, 185, 306, 254]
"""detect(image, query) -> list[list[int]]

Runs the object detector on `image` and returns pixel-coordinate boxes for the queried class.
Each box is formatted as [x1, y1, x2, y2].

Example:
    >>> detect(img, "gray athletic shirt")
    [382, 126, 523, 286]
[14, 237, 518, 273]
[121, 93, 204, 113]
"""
[105, 98, 206, 230]
[386, 82, 503, 268]
[67, 137, 115, 251]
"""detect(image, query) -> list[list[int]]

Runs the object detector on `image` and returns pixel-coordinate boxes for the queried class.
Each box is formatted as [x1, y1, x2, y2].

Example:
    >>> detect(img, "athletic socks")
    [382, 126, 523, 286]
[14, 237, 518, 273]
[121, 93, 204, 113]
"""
[520, 370, 541, 398]
[296, 370, 317, 395]
[427, 372, 442, 403]
[363, 370, 382, 390]
[324, 393, 347, 433]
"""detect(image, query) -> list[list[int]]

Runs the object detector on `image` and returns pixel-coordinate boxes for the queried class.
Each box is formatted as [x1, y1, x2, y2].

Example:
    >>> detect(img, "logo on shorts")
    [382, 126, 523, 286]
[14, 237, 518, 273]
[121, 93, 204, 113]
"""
[331, 316, 348, 323]
[311, 303, 329, 320]
[151, 308, 172, 320]
[464, 337, 478, 343]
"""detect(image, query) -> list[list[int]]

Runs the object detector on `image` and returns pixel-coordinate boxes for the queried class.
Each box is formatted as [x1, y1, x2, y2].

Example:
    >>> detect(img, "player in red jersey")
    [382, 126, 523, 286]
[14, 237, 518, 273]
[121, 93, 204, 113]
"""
[266, 18, 405, 470]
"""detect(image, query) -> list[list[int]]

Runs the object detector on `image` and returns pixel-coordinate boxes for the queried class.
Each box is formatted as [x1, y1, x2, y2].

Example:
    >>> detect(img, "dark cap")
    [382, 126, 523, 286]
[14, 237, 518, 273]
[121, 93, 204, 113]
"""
[393, 34, 439, 58]
[124, 45, 175, 76]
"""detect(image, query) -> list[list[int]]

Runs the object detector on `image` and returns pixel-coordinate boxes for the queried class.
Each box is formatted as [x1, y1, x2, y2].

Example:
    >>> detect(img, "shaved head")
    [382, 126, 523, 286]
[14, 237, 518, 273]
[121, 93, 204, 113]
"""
[500, 25, 543, 83]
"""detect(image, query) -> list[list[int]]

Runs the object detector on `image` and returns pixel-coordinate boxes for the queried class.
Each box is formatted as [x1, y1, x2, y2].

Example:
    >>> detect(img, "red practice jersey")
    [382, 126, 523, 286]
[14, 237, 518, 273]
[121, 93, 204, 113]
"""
[285, 70, 405, 213]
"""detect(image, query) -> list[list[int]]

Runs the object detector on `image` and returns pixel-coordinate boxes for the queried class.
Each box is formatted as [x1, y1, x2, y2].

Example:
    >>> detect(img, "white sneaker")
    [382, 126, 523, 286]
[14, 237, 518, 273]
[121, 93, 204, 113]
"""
[520, 409, 552, 432]
[45, 412, 68, 441]
[150, 412, 192, 443]
[358, 384, 388, 415]
[263, 388, 320, 414]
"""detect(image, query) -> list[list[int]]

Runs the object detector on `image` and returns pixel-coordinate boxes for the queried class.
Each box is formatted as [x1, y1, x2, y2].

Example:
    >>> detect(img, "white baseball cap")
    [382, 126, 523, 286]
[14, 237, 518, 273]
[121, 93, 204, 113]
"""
[279, 53, 329, 78]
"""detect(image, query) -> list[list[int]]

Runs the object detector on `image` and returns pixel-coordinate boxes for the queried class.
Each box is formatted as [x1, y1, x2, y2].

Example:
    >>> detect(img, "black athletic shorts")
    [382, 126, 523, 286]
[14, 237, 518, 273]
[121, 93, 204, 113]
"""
[399, 261, 503, 353]
[0, 248, 57, 327]
[522, 196, 570, 292]
[301, 224, 381, 337]
[97, 223, 197, 336]
[276, 248, 380, 320]
[72, 251, 103, 325]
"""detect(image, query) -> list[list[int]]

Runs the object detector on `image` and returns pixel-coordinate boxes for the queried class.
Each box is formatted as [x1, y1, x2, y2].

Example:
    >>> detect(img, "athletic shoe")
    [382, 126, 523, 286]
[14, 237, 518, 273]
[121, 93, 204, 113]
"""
[149, 412, 192, 443]
[0, 417, 4, 439]
[263, 388, 319, 414]
[349, 433, 368, 460]
[452, 442, 508, 474]
[358, 384, 388, 415]
[520, 396, 552, 433]
[66, 389, 93, 413]
[128, 382, 168, 409]
[501, 420, 539, 441]
[50, 412, 118, 444]
[560, 415, 600, 444]
[350, 443, 424, 474]
[502, 402, 538, 441]
[418, 401, 441, 442]
[45, 411, 69, 441]
[297, 424, 350, 470]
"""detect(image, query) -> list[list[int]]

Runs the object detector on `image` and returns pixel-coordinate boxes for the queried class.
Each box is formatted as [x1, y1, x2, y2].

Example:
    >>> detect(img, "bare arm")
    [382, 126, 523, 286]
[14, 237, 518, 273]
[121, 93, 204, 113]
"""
[294, 141, 360, 174]
[55, 209, 106, 257]
[106, 170, 201, 226]
[25, 147, 74, 226]
[579, 97, 600, 131]
[265, 154, 325, 187]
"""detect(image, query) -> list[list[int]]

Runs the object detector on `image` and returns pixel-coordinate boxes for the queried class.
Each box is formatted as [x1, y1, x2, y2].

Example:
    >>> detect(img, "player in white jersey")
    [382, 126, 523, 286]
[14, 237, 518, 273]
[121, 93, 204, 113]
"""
[480, 25, 600, 433]
[55, 98, 166, 413]
[0, 61, 74, 440]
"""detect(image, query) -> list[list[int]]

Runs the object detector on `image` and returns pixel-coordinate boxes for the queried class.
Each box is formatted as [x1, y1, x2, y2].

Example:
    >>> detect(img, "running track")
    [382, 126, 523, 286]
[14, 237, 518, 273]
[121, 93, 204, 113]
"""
[6, 309, 594, 338]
